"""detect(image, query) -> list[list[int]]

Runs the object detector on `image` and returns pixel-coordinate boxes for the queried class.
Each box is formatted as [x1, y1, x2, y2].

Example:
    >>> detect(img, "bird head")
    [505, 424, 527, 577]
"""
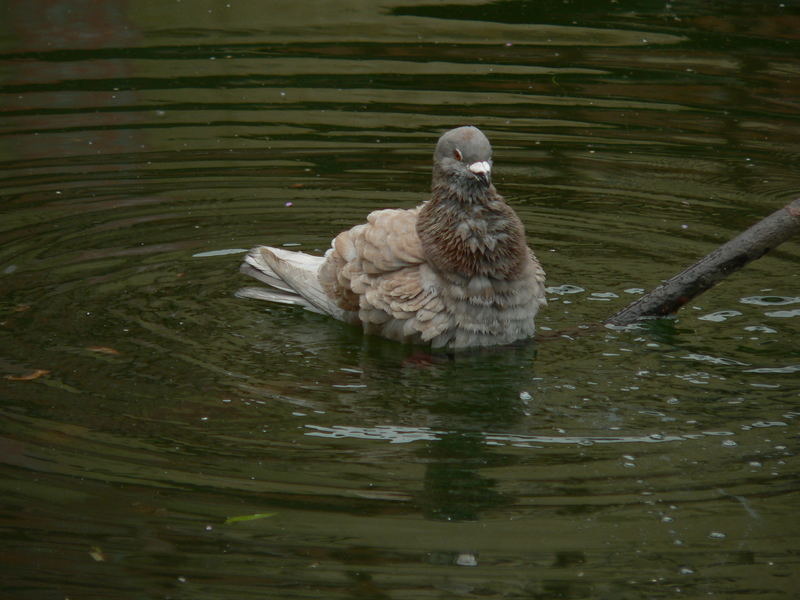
[433, 126, 493, 189]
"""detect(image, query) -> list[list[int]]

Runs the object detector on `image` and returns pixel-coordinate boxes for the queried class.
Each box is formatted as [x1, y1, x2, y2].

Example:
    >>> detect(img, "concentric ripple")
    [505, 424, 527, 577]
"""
[1, 2, 799, 598]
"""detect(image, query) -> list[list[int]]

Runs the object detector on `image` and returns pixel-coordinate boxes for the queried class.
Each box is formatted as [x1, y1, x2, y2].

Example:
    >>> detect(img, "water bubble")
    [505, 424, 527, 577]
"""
[455, 553, 478, 567]
[589, 291, 619, 301]
[699, 310, 742, 322]
[546, 284, 585, 295]
[765, 309, 800, 318]
[741, 295, 799, 306]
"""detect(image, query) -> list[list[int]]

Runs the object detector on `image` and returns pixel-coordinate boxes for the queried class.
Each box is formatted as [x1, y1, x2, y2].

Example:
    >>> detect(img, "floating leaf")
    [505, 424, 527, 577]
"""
[87, 346, 120, 355]
[224, 512, 276, 525]
[89, 546, 107, 562]
[5, 369, 49, 381]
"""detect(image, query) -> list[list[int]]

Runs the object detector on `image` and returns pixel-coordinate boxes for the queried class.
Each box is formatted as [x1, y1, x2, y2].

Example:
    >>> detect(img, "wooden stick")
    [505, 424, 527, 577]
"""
[606, 197, 800, 326]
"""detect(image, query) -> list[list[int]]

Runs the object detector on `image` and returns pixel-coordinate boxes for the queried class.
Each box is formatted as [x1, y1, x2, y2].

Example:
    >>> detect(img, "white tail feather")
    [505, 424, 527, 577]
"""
[238, 247, 347, 319]
[235, 286, 323, 313]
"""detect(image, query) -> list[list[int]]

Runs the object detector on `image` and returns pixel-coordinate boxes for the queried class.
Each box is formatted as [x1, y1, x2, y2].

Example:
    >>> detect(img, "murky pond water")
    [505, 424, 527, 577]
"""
[2, 1, 799, 598]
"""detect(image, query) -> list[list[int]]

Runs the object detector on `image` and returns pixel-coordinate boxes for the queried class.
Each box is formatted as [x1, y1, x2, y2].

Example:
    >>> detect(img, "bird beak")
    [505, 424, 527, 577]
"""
[468, 160, 492, 184]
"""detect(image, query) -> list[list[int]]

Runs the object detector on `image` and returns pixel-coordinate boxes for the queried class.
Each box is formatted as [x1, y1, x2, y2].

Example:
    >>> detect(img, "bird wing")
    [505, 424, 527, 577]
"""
[320, 207, 424, 306]
[319, 207, 453, 343]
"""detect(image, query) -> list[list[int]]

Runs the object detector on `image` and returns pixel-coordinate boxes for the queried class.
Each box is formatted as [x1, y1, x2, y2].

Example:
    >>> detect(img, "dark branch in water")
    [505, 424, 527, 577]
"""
[606, 197, 800, 327]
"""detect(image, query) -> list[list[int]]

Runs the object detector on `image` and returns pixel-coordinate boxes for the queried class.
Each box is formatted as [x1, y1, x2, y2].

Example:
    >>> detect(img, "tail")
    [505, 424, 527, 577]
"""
[237, 246, 346, 319]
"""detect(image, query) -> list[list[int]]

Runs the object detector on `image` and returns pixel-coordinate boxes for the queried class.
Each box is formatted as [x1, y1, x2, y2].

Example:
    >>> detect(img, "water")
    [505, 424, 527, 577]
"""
[2, 1, 799, 598]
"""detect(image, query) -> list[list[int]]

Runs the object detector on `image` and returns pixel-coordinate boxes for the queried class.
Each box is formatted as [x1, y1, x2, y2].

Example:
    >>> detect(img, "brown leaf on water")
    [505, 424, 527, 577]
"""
[289, 183, 304, 188]
[89, 546, 107, 562]
[87, 346, 120, 355]
[2, 305, 32, 326]
[5, 369, 50, 381]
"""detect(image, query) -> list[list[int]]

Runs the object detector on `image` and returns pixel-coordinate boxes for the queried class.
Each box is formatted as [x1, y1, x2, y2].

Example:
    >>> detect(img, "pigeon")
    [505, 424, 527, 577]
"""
[238, 126, 546, 350]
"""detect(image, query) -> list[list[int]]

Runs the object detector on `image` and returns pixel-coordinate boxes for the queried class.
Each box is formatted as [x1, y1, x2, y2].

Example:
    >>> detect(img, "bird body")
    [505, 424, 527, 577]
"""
[238, 126, 546, 350]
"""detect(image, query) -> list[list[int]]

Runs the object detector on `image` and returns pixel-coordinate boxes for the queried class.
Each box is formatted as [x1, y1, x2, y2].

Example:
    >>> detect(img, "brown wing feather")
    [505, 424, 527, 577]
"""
[318, 207, 455, 343]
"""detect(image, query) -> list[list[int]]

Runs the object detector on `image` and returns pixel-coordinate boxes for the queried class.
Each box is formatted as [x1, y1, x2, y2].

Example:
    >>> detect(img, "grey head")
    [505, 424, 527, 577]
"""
[433, 126, 493, 188]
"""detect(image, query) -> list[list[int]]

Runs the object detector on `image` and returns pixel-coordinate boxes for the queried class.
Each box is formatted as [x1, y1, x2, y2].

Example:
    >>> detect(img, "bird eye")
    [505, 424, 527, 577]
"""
[453, 148, 463, 161]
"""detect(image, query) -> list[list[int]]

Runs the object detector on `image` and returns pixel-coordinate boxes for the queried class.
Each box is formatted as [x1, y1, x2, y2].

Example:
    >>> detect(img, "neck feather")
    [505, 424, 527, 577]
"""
[417, 180, 528, 279]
